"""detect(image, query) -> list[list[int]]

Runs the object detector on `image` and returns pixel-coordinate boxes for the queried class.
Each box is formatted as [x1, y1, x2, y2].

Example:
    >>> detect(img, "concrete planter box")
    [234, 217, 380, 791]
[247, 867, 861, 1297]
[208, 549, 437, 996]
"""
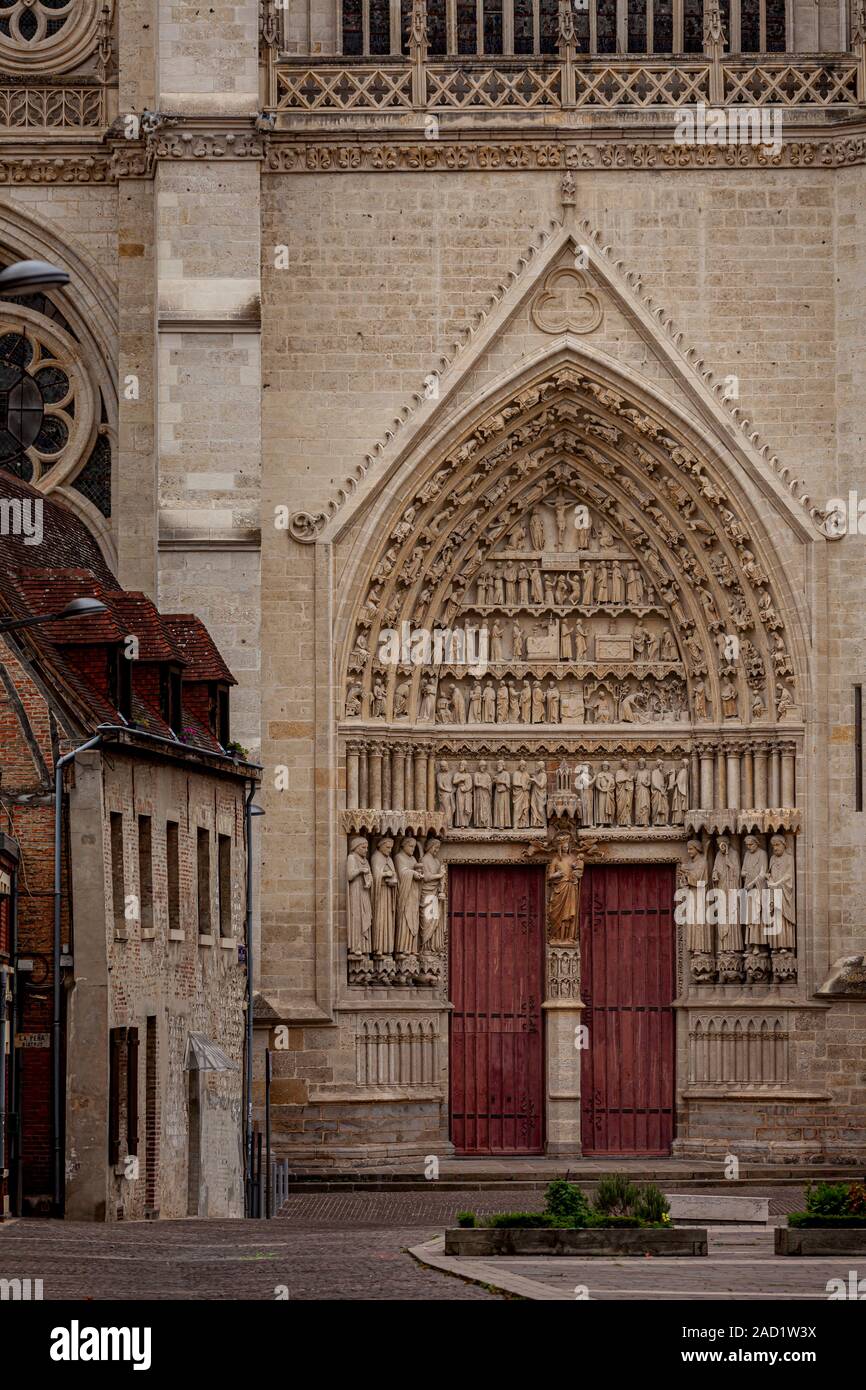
[444, 1226, 707, 1257]
[776, 1226, 866, 1256]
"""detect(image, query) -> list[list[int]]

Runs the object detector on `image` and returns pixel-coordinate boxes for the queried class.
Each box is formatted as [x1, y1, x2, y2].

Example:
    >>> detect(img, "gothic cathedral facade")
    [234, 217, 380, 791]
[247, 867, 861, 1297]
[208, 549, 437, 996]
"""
[3, 0, 866, 1164]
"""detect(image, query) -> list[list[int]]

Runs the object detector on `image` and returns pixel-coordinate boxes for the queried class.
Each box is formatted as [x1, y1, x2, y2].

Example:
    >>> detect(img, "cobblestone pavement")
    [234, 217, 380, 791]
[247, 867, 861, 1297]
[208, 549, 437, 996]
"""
[0, 1188, 808, 1301]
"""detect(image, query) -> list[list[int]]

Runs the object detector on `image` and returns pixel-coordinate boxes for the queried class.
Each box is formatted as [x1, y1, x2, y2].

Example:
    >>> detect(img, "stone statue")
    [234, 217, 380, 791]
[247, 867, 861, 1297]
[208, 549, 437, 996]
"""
[595, 760, 615, 826]
[634, 757, 651, 827]
[546, 680, 560, 723]
[615, 760, 634, 826]
[547, 835, 585, 946]
[713, 834, 743, 975]
[436, 760, 455, 827]
[468, 681, 483, 722]
[371, 834, 398, 957]
[481, 680, 497, 722]
[575, 763, 594, 826]
[394, 679, 411, 717]
[419, 837, 446, 954]
[346, 836, 373, 956]
[742, 833, 769, 949]
[679, 838, 713, 978]
[529, 508, 546, 551]
[417, 676, 436, 721]
[512, 759, 530, 829]
[493, 760, 512, 828]
[394, 834, 424, 956]
[669, 757, 689, 825]
[453, 759, 473, 828]
[573, 619, 588, 660]
[767, 834, 796, 950]
[520, 679, 532, 723]
[530, 761, 548, 827]
[473, 759, 493, 828]
[720, 678, 739, 718]
[651, 759, 669, 825]
[450, 681, 466, 723]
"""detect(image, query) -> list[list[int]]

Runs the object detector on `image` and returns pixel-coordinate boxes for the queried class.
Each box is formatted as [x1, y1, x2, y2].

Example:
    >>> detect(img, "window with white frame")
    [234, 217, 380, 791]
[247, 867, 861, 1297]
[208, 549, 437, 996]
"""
[338, 0, 788, 54]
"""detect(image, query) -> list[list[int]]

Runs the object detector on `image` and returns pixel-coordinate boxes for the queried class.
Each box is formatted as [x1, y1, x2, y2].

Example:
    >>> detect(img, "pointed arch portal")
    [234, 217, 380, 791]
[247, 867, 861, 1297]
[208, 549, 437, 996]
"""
[315, 342, 819, 1157]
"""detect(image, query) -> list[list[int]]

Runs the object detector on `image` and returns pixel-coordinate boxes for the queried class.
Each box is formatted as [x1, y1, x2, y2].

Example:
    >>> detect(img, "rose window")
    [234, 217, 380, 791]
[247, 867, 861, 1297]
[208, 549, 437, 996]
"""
[0, 1, 74, 45]
[0, 330, 74, 482]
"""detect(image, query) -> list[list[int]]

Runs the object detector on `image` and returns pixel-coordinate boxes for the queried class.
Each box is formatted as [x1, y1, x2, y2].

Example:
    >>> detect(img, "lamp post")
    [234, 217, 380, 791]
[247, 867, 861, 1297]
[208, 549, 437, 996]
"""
[245, 796, 265, 1216]
[0, 260, 70, 297]
[0, 597, 108, 636]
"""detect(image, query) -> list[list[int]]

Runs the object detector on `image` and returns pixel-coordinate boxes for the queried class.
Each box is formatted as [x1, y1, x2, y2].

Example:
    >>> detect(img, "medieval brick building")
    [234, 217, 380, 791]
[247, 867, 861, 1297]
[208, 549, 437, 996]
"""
[0, 480, 258, 1218]
[0, 0, 865, 1172]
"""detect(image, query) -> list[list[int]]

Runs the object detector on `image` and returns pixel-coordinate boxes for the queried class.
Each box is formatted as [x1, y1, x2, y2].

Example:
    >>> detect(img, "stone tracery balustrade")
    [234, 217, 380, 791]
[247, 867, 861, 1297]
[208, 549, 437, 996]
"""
[274, 55, 861, 114]
[0, 84, 106, 128]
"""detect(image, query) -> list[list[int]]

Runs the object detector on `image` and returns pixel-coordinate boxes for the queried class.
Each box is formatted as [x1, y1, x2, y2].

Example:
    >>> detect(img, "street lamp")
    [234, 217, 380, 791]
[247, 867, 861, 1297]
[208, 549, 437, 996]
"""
[0, 260, 70, 297]
[0, 597, 108, 635]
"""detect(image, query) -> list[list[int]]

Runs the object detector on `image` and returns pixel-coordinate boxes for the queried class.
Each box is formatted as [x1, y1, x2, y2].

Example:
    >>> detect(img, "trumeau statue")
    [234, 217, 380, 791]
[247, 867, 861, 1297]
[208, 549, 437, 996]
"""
[547, 834, 585, 946]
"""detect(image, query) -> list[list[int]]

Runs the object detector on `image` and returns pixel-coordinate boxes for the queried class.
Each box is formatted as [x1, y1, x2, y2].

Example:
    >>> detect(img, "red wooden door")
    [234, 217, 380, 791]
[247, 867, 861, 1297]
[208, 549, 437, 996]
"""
[580, 864, 676, 1155]
[449, 865, 545, 1155]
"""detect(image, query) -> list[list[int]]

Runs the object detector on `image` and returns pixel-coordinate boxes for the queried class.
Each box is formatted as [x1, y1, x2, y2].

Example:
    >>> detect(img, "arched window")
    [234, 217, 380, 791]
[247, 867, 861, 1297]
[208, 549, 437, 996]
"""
[738, 0, 786, 51]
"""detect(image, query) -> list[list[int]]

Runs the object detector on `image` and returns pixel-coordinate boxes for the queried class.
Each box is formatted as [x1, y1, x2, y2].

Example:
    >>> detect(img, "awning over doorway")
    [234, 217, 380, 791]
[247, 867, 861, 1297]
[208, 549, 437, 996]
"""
[184, 1032, 237, 1072]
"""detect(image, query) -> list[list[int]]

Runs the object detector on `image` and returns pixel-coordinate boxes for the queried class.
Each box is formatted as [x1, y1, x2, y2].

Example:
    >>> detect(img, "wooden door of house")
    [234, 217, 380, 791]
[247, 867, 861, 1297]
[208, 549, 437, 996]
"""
[449, 865, 545, 1155]
[580, 864, 676, 1155]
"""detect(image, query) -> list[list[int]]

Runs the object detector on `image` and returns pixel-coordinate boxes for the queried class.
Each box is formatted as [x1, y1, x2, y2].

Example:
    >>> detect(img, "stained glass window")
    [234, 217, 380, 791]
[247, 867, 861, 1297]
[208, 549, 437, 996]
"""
[654, 0, 674, 51]
[540, 0, 559, 54]
[343, 0, 363, 54]
[514, 0, 534, 55]
[457, 0, 478, 53]
[766, 0, 785, 51]
[596, 0, 616, 53]
[483, 0, 503, 55]
[369, 0, 391, 52]
[683, 0, 702, 52]
[628, 0, 647, 52]
[741, 0, 760, 52]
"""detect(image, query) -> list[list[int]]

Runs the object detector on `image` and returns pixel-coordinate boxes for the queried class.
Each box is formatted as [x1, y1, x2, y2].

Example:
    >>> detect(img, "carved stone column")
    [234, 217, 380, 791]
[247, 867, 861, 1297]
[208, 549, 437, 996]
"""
[689, 749, 700, 807]
[358, 741, 369, 808]
[742, 742, 755, 810]
[346, 742, 360, 810]
[781, 742, 796, 807]
[369, 745, 384, 810]
[392, 746, 405, 811]
[382, 746, 392, 809]
[715, 746, 727, 808]
[725, 744, 741, 810]
[544, 947, 583, 1157]
[427, 750, 437, 814]
[698, 743, 715, 809]
[404, 745, 415, 808]
[414, 746, 429, 811]
[753, 744, 768, 809]
[769, 742, 781, 807]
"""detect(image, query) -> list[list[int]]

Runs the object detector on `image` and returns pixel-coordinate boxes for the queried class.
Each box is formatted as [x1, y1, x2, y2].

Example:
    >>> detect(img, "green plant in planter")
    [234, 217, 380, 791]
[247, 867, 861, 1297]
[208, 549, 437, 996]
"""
[633, 1182, 671, 1225]
[805, 1181, 853, 1217]
[456, 1211, 477, 1228]
[594, 1172, 640, 1218]
[544, 1179, 591, 1228]
[588, 1213, 642, 1228]
[486, 1211, 551, 1229]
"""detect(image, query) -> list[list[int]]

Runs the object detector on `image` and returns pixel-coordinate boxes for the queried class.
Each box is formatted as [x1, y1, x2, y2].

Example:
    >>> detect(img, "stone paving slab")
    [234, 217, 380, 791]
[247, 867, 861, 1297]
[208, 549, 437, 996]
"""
[411, 1229, 860, 1301]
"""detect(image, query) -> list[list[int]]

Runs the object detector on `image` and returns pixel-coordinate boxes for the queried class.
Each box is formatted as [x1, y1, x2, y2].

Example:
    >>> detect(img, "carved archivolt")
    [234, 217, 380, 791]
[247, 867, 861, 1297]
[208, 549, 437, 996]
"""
[0, 0, 106, 75]
[340, 363, 798, 733]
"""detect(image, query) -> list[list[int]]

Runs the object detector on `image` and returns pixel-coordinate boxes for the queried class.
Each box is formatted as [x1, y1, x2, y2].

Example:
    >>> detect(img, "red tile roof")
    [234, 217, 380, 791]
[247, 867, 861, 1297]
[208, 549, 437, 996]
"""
[162, 615, 236, 685]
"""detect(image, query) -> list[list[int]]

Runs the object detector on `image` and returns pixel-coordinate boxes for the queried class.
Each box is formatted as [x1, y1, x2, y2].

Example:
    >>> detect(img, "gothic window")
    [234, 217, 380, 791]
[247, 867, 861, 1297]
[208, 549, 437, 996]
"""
[682, 0, 703, 52]
[0, 331, 72, 481]
[737, 0, 785, 50]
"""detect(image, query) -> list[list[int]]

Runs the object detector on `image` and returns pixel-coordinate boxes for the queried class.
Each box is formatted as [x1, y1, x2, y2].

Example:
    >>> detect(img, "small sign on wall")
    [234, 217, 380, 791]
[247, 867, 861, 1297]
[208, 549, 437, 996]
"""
[15, 1032, 50, 1049]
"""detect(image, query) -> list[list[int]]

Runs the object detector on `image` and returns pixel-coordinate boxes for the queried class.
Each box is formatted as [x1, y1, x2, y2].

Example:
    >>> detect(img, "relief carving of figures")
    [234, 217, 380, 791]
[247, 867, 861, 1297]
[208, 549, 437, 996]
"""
[346, 836, 373, 957]
[547, 835, 585, 946]
[371, 834, 398, 959]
